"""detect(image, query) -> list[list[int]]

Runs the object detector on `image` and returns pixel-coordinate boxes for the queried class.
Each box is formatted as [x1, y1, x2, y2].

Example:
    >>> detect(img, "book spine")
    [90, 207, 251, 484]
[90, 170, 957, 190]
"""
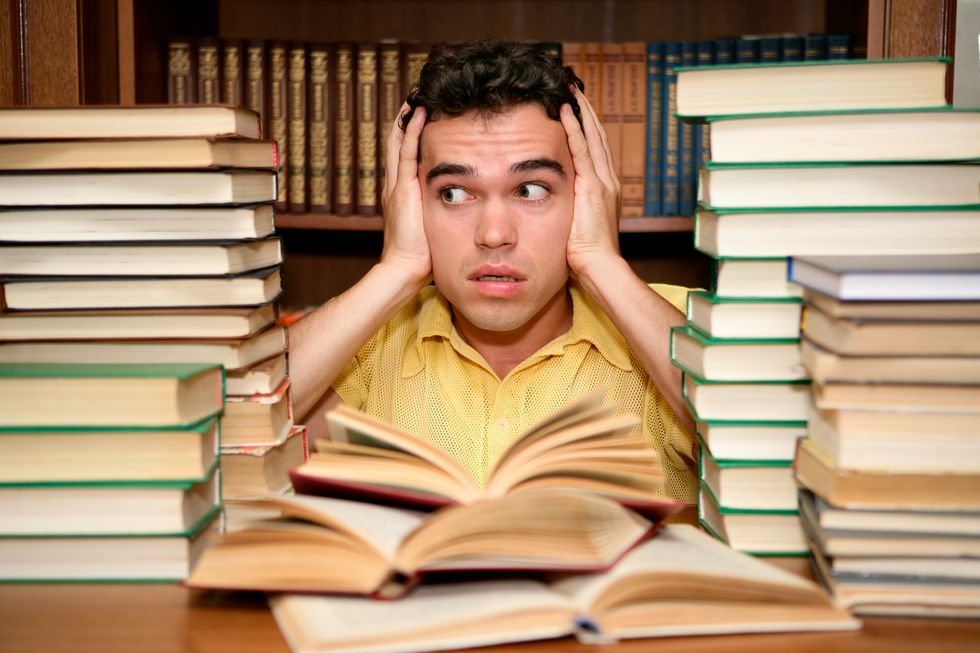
[581, 42, 603, 115]
[804, 33, 828, 60]
[245, 41, 267, 137]
[643, 41, 663, 217]
[308, 43, 332, 214]
[532, 41, 562, 59]
[694, 40, 714, 172]
[378, 41, 402, 200]
[288, 43, 308, 214]
[197, 37, 221, 104]
[400, 42, 429, 100]
[713, 38, 735, 65]
[620, 42, 646, 218]
[334, 43, 356, 216]
[827, 34, 851, 59]
[735, 36, 760, 63]
[268, 41, 290, 213]
[356, 43, 379, 217]
[600, 42, 623, 183]
[678, 41, 696, 217]
[759, 36, 780, 63]
[780, 35, 804, 61]
[167, 38, 195, 105]
[221, 39, 244, 106]
[660, 41, 680, 216]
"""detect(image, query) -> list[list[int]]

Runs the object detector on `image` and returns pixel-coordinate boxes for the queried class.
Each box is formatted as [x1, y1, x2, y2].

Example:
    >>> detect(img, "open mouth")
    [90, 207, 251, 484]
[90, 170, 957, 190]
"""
[477, 275, 518, 282]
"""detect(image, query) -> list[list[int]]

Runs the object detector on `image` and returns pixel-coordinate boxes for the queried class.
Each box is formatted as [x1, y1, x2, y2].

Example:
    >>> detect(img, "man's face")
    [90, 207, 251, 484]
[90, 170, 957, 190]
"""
[419, 103, 575, 338]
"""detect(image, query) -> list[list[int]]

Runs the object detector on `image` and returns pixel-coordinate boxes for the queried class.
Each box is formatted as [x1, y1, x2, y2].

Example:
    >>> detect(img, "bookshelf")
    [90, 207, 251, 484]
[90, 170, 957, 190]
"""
[0, 0, 957, 305]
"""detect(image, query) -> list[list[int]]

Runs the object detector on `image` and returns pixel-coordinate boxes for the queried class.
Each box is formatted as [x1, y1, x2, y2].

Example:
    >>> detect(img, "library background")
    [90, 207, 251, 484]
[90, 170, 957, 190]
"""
[2, 1, 980, 652]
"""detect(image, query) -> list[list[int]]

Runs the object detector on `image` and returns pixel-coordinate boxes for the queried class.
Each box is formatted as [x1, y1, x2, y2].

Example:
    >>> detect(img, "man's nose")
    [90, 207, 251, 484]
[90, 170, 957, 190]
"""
[473, 198, 517, 249]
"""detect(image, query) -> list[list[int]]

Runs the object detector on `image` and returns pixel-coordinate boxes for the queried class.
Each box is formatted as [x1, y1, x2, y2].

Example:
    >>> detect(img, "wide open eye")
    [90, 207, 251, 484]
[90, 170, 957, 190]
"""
[440, 187, 473, 205]
[516, 183, 549, 202]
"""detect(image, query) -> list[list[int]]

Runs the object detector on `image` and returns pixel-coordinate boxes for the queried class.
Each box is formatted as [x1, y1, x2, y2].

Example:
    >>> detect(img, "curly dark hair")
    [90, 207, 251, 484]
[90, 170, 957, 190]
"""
[399, 40, 584, 131]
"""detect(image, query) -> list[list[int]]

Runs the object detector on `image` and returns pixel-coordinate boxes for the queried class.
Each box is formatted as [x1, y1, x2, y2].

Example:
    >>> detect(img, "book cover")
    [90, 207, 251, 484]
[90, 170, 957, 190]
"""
[287, 43, 308, 213]
[355, 43, 379, 216]
[220, 39, 244, 106]
[267, 41, 290, 212]
[333, 42, 356, 215]
[196, 37, 221, 105]
[642, 41, 664, 216]
[308, 42, 333, 213]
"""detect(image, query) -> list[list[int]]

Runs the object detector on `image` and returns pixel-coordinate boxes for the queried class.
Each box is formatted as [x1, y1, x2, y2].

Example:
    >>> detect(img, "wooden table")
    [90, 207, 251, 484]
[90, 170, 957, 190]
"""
[1, 584, 979, 653]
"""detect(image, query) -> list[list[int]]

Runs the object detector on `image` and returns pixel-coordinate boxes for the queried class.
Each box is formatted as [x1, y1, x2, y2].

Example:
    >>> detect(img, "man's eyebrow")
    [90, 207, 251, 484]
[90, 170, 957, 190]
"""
[511, 157, 566, 178]
[425, 163, 476, 184]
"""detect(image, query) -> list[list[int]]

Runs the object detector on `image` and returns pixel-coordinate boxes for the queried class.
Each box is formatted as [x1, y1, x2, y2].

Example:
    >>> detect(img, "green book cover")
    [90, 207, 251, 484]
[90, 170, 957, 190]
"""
[676, 56, 951, 75]
[687, 290, 802, 305]
[703, 106, 967, 123]
[680, 371, 809, 425]
[0, 361, 222, 380]
[0, 453, 221, 489]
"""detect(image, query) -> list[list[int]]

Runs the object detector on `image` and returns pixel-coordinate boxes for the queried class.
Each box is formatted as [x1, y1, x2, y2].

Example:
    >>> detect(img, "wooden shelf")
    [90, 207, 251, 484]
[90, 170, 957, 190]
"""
[275, 214, 692, 233]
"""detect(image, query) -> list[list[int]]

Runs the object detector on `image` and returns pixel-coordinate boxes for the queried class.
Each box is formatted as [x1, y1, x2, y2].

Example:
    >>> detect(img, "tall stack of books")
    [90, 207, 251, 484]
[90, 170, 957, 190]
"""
[788, 254, 980, 617]
[0, 105, 303, 531]
[672, 56, 976, 563]
[0, 362, 224, 581]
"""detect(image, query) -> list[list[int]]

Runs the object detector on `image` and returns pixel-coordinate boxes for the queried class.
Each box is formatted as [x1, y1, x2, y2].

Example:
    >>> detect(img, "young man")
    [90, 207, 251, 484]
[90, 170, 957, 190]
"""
[289, 41, 696, 502]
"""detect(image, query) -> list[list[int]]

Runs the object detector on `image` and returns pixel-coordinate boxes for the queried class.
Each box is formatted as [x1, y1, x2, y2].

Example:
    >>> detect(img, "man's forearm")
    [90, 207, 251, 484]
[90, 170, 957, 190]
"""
[574, 255, 694, 434]
[288, 261, 426, 420]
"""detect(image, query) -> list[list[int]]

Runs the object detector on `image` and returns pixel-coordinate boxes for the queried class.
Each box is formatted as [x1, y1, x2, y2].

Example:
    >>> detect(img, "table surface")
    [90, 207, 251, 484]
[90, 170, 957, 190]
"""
[1, 583, 980, 653]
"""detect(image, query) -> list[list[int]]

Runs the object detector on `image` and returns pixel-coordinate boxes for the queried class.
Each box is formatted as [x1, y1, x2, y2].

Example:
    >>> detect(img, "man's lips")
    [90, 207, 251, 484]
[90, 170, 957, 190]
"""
[468, 266, 525, 282]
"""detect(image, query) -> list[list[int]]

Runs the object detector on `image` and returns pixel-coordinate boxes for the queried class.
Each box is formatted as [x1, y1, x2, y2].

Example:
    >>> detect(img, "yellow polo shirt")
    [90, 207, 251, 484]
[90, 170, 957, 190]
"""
[332, 283, 697, 503]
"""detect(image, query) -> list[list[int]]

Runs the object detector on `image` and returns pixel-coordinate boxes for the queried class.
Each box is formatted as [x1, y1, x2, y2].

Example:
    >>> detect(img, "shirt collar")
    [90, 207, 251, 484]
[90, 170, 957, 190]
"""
[401, 283, 633, 377]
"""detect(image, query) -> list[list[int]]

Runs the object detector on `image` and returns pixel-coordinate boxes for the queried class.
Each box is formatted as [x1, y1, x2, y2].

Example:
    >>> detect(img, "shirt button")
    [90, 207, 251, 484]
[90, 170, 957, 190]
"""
[496, 417, 508, 431]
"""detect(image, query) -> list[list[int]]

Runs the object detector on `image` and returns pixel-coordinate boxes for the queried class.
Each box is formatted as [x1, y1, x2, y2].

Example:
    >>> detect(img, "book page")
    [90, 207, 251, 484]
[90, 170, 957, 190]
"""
[552, 524, 826, 612]
[271, 580, 575, 653]
[227, 494, 424, 560]
[325, 404, 475, 491]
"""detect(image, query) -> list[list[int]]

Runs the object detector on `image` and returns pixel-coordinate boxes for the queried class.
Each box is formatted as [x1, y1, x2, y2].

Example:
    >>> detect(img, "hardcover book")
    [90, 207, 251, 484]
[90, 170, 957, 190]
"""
[676, 57, 949, 118]
[0, 362, 223, 428]
[187, 488, 660, 597]
[291, 392, 674, 515]
[267, 524, 857, 653]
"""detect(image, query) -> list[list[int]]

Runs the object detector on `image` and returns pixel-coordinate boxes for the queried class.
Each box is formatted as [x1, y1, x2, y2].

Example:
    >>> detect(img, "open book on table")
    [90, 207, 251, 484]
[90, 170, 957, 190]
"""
[269, 524, 859, 653]
[185, 488, 673, 598]
[289, 392, 672, 516]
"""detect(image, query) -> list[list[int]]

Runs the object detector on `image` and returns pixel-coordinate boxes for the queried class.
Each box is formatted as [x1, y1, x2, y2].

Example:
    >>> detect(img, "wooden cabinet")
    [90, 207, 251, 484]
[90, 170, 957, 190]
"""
[0, 0, 959, 305]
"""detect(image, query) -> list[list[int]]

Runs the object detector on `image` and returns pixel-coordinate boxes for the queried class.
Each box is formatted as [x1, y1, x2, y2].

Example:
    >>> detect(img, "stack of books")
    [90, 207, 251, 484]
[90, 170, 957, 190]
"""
[0, 105, 304, 527]
[166, 33, 849, 219]
[0, 362, 224, 581]
[672, 56, 975, 560]
[185, 394, 858, 649]
[789, 254, 980, 617]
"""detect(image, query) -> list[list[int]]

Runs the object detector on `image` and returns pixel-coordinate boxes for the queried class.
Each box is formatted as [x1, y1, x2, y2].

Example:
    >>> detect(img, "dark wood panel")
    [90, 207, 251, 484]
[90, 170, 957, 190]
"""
[217, 0, 836, 44]
[24, 0, 80, 105]
[0, 0, 23, 105]
[79, 0, 119, 104]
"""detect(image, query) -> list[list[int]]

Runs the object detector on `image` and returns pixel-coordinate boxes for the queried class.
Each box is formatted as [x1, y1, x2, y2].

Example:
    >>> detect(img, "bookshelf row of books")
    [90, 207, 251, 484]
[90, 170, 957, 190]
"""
[0, 105, 307, 580]
[166, 33, 852, 219]
[670, 55, 979, 616]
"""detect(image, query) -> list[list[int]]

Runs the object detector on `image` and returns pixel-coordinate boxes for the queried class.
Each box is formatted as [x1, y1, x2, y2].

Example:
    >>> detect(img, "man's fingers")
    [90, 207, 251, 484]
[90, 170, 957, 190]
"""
[560, 103, 596, 180]
[574, 88, 617, 187]
[382, 102, 412, 209]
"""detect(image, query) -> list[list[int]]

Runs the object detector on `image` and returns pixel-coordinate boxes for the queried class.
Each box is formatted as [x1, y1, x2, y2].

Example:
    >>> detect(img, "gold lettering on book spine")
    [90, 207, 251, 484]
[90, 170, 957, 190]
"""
[246, 46, 264, 116]
[335, 48, 354, 207]
[168, 43, 191, 104]
[223, 46, 241, 105]
[198, 45, 219, 104]
[288, 48, 306, 208]
[379, 47, 400, 189]
[270, 46, 288, 206]
[309, 49, 330, 209]
[357, 50, 378, 210]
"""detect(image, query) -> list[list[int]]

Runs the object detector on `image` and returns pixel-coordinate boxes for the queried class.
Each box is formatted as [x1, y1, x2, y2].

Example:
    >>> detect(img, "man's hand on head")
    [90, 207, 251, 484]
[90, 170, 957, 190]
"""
[560, 88, 623, 283]
[380, 103, 432, 289]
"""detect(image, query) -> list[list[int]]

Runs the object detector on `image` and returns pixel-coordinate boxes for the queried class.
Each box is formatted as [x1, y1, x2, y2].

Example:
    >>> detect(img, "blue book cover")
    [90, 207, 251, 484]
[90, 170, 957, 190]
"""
[781, 35, 804, 61]
[660, 41, 681, 215]
[828, 33, 851, 59]
[679, 41, 697, 216]
[735, 36, 760, 63]
[804, 33, 828, 60]
[713, 37, 735, 65]
[759, 36, 781, 63]
[644, 41, 665, 216]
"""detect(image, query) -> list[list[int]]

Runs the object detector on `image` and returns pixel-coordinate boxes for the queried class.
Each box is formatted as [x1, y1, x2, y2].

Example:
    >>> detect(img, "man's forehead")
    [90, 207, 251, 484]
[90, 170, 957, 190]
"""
[419, 105, 568, 166]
